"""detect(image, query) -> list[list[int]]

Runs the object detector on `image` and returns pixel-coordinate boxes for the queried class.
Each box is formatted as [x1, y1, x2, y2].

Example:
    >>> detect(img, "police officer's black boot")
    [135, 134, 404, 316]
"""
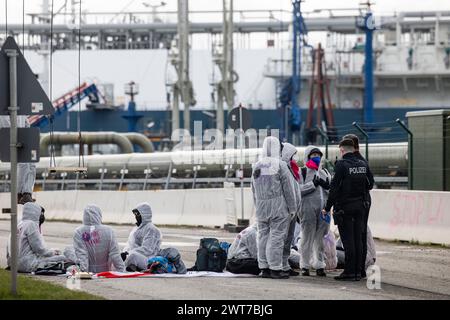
[334, 272, 356, 281]
[301, 268, 310, 276]
[316, 268, 326, 277]
[259, 268, 271, 278]
[361, 269, 367, 279]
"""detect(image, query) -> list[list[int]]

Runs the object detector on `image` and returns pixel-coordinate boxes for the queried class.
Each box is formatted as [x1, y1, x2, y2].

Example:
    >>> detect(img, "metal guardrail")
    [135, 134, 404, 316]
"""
[0, 176, 407, 192]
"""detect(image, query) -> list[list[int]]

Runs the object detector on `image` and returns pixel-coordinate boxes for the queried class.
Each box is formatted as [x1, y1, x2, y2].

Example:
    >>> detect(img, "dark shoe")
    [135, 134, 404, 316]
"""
[289, 269, 300, 276]
[126, 264, 138, 272]
[355, 274, 362, 281]
[17, 193, 23, 204]
[301, 268, 310, 276]
[5, 266, 10, 271]
[259, 268, 271, 278]
[19, 193, 34, 205]
[361, 270, 367, 279]
[316, 268, 326, 277]
[334, 272, 357, 281]
[270, 269, 289, 279]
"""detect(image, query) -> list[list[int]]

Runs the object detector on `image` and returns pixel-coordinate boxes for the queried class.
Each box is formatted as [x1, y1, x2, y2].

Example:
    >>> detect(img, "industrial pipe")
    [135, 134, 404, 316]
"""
[40, 132, 134, 156]
[2, 142, 408, 179]
[122, 132, 155, 153]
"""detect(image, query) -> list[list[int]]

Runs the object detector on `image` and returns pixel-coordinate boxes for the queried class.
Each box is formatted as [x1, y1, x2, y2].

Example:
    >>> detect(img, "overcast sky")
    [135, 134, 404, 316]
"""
[1, 0, 450, 24]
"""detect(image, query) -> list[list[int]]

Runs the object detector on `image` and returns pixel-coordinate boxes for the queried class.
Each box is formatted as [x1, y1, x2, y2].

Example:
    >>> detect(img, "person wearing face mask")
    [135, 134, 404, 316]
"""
[121, 202, 186, 274]
[298, 146, 331, 277]
[323, 138, 370, 281]
[6, 202, 66, 273]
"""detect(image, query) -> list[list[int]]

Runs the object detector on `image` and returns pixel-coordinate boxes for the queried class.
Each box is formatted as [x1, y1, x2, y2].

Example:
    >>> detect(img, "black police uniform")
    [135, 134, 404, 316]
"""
[324, 152, 370, 280]
[354, 151, 374, 277]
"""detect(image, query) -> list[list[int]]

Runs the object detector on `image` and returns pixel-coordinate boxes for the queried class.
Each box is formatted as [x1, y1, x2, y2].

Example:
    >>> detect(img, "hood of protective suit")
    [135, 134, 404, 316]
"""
[261, 136, 281, 158]
[134, 202, 152, 226]
[281, 143, 298, 162]
[303, 145, 322, 164]
[22, 202, 42, 223]
[83, 205, 102, 226]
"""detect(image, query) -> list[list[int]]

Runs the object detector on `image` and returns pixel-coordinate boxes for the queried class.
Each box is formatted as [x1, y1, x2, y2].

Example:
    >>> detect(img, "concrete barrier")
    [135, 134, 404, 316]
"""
[369, 189, 450, 244]
[1, 188, 449, 245]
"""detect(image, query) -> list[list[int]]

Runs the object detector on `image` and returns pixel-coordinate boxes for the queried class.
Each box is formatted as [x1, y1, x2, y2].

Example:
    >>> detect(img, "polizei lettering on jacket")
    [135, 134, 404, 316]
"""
[348, 167, 367, 174]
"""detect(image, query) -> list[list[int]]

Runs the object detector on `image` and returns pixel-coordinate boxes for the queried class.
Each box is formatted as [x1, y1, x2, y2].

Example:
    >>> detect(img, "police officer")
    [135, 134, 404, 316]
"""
[343, 134, 374, 279]
[322, 138, 370, 281]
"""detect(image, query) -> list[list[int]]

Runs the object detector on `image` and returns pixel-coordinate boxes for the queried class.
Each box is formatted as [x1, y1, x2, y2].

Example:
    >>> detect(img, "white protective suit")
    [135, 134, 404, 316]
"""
[123, 202, 186, 273]
[7, 202, 66, 272]
[298, 145, 332, 270]
[227, 224, 258, 260]
[280, 142, 302, 272]
[288, 229, 338, 270]
[64, 205, 125, 273]
[0, 116, 36, 194]
[251, 137, 297, 271]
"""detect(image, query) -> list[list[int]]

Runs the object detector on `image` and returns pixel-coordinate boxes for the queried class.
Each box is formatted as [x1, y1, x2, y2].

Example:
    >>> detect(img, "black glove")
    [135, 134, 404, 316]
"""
[121, 252, 129, 261]
[313, 175, 320, 187]
[319, 177, 330, 190]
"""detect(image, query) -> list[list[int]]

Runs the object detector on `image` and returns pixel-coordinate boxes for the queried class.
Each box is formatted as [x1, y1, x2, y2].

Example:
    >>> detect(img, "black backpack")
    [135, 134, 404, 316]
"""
[191, 238, 227, 272]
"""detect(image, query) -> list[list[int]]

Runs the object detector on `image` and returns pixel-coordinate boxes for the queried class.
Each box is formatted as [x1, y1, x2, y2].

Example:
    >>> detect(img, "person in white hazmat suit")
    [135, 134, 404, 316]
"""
[298, 146, 332, 277]
[6, 202, 66, 272]
[225, 224, 260, 275]
[64, 205, 125, 273]
[121, 202, 187, 274]
[0, 116, 36, 204]
[251, 136, 297, 279]
[289, 229, 338, 271]
[280, 142, 302, 276]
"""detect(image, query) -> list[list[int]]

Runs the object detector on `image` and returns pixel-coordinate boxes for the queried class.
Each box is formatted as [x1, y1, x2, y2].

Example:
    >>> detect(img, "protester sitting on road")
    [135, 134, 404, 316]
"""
[64, 205, 125, 273]
[225, 224, 260, 275]
[6, 202, 67, 273]
[288, 229, 338, 271]
[121, 202, 187, 274]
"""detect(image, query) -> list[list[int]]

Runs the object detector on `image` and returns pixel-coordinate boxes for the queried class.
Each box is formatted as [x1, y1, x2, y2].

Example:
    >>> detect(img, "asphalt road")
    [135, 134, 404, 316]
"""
[1, 220, 449, 300]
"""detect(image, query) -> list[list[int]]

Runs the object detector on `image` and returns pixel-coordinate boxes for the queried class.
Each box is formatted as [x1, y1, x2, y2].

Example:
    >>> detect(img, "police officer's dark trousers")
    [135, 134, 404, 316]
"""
[337, 202, 364, 277]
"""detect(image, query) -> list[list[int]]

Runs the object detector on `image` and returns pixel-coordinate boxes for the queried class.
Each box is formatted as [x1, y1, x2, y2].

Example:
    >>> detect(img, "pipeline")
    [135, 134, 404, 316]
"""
[40, 132, 134, 156]
[122, 132, 154, 153]
[1, 142, 408, 179]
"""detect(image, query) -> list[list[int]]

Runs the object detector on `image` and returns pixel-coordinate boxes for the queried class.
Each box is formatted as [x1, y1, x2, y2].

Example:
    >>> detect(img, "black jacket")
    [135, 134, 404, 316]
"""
[325, 152, 371, 212]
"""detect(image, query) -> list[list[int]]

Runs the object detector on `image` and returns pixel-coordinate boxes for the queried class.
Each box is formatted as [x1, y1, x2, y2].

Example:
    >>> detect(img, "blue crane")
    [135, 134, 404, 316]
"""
[279, 0, 308, 142]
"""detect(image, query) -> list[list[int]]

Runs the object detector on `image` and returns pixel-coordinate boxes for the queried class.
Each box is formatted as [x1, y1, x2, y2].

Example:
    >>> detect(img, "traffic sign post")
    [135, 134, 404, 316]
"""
[0, 37, 54, 295]
[5, 48, 19, 295]
[227, 104, 252, 231]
